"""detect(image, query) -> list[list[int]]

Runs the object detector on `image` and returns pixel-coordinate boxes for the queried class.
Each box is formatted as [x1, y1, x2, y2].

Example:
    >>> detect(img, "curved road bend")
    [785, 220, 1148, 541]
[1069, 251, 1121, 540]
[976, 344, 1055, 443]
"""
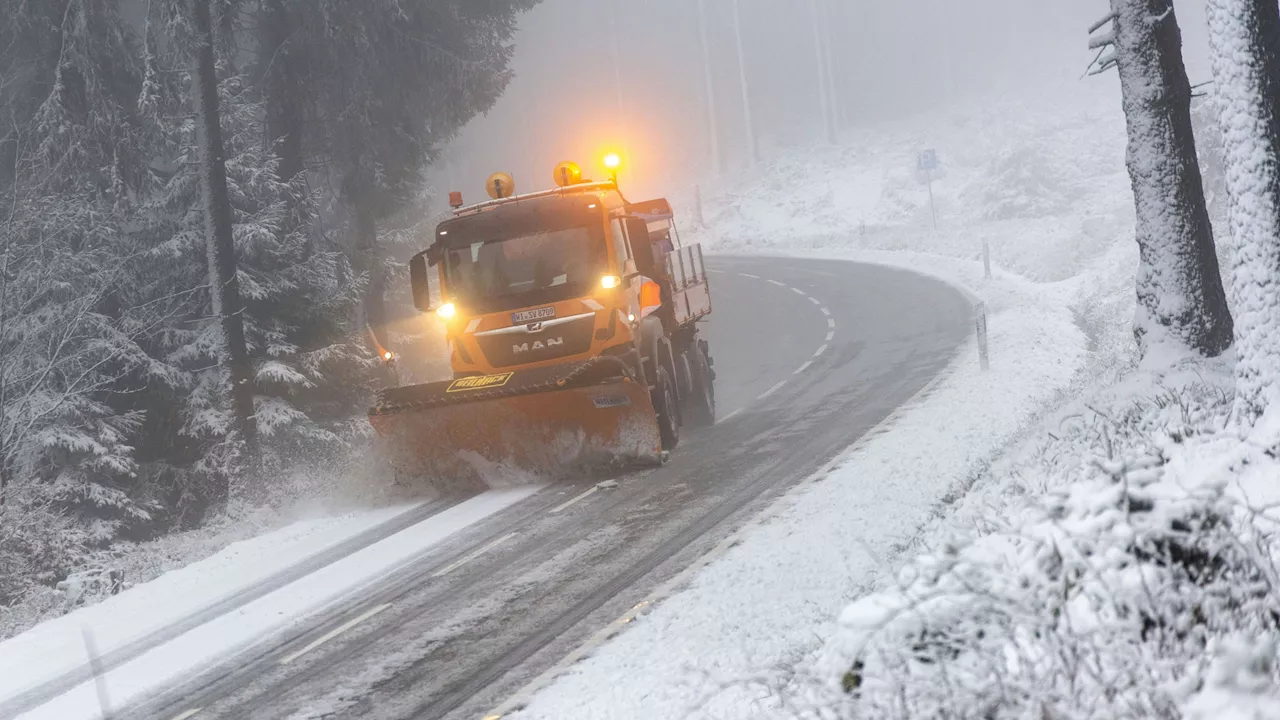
[121, 255, 972, 720]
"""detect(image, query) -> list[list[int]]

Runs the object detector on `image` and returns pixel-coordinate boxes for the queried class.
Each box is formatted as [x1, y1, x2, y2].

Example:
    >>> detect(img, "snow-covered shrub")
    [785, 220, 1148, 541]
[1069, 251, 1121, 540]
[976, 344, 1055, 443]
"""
[824, 368, 1280, 718]
[962, 144, 1079, 221]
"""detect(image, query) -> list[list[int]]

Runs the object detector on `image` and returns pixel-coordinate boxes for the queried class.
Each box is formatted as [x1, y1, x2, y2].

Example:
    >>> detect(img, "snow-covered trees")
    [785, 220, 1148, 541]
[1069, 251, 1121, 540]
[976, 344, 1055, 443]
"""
[0, 0, 539, 606]
[1205, 0, 1280, 423]
[1091, 1, 1233, 359]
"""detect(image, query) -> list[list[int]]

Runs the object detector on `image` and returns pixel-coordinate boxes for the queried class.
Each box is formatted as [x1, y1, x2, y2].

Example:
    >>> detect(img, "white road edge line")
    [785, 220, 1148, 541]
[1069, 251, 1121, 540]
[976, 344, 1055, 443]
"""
[827, 317, 836, 329]
[813, 344, 828, 358]
[756, 380, 787, 400]
[738, 272, 760, 279]
[484, 360, 959, 720]
[716, 408, 745, 425]
[431, 532, 518, 579]
[279, 604, 392, 665]
[766, 279, 785, 287]
[550, 486, 599, 514]
[793, 361, 813, 375]
[825, 330, 835, 342]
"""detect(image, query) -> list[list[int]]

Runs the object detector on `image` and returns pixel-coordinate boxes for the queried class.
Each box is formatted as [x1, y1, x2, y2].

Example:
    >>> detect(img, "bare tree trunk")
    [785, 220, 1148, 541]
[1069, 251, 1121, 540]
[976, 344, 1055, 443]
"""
[191, 0, 258, 469]
[1108, 0, 1233, 358]
[1206, 0, 1280, 422]
[356, 205, 387, 353]
[730, 0, 758, 164]
[695, 0, 722, 175]
[259, 0, 304, 182]
[809, 0, 836, 144]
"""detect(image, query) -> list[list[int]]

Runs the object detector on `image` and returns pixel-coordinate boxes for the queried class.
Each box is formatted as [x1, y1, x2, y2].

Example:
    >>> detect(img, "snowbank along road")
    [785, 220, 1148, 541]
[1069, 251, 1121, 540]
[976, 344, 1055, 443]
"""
[9, 255, 972, 720]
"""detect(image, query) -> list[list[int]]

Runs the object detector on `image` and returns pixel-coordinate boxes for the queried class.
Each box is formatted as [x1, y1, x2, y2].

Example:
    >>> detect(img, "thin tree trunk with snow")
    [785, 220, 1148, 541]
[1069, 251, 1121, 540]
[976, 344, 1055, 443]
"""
[1206, 0, 1280, 423]
[356, 205, 388, 353]
[695, 0, 722, 175]
[810, 0, 836, 144]
[1109, 0, 1233, 358]
[259, 0, 304, 183]
[191, 0, 259, 466]
[730, 0, 758, 164]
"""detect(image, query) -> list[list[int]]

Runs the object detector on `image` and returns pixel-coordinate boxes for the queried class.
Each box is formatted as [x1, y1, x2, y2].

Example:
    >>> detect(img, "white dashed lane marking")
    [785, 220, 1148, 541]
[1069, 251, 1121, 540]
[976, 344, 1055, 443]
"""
[827, 317, 836, 329]
[820, 307, 831, 316]
[757, 380, 788, 400]
[738, 272, 760, 279]
[431, 532, 517, 578]
[793, 361, 813, 375]
[814, 344, 828, 357]
[279, 604, 392, 665]
[809, 296, 821, 305]
[717, 408, 744, 425]
[170, 710, 203, 720]
[825, 330, 835, 342]
[767, 279, 786, 287]
[791, 287, 807, 296]
[549, 486, 599, 514]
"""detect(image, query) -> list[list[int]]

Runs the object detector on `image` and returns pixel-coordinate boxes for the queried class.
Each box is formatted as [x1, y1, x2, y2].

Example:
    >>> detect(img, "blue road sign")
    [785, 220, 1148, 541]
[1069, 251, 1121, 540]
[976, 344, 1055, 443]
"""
[917, 148, 938, 172]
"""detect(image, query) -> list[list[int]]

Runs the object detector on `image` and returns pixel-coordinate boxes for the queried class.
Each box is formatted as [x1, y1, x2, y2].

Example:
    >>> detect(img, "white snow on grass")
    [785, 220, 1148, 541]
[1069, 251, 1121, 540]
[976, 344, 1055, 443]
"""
[1, 487, 541, 720]
[505, 88, 1126, 720]
[506, 258, 1086, 720]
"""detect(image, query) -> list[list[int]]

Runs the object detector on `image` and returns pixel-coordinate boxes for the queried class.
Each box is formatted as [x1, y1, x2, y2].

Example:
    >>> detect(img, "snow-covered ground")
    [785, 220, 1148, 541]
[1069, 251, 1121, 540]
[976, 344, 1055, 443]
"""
[0, 487, 541, 719]
[8, 82, 1267, 720]
[499, 88, 1172, 718]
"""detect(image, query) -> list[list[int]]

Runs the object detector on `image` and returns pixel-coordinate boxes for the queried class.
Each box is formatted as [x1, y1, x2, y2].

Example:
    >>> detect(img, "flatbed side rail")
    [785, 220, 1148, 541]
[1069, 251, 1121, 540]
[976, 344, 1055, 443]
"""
[665, 244, 712, 326]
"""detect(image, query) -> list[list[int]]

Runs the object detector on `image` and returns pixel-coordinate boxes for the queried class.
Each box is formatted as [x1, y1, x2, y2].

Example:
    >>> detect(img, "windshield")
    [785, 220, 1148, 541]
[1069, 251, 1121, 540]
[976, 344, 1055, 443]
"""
[443, 225, 607, 313]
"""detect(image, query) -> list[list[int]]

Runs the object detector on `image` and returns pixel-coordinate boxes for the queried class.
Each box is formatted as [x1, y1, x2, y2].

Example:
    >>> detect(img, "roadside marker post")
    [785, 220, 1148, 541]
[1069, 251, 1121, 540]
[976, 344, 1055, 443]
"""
[917, 149, 938, 229]
[975, 302, 990, 371]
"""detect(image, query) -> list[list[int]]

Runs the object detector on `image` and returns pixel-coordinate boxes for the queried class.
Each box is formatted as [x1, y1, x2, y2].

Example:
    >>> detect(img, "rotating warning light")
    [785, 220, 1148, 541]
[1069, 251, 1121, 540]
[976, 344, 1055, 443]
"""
[436, 302, 457, 320]
[553, 161, 583, 188]
[601, 275, 622, 289]
[383, 350, 394, 361]
[485, 172, 515, 200]
[603, 153, 621, 170]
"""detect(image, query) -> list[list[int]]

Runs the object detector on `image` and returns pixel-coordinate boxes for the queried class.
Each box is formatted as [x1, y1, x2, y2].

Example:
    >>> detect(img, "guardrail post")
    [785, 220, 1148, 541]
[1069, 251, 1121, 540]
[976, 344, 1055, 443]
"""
[975, 301, 990, 371]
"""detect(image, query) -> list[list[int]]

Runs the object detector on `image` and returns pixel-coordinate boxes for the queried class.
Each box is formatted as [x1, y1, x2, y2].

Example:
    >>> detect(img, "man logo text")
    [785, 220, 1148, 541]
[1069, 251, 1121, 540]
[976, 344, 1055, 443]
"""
[512, 337, 564, 354]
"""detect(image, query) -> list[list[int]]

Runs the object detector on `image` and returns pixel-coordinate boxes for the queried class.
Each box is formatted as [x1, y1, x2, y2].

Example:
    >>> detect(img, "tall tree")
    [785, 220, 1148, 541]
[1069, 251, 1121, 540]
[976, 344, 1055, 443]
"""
[1206, 0, 1280, 423]
[189, 0, 258, 483]
[1089, 0, 1233, 358]
[283, 0, 537, 350]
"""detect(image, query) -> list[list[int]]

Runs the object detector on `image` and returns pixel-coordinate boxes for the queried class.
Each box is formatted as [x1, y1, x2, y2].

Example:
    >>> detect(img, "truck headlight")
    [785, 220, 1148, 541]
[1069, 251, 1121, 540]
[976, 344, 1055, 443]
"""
[601, 275, 622, 289]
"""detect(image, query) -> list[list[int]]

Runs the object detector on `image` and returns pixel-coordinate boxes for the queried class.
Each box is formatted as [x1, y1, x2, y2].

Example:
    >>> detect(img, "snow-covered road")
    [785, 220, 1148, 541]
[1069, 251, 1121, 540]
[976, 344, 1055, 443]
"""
[2, 255, 974, 720]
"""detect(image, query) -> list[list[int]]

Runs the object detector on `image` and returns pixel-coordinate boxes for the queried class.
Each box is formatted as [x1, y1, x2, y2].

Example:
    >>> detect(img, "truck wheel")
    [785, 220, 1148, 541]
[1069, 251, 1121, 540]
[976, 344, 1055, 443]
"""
[654, 365, 681, 451]
[685, 342, 716, 427]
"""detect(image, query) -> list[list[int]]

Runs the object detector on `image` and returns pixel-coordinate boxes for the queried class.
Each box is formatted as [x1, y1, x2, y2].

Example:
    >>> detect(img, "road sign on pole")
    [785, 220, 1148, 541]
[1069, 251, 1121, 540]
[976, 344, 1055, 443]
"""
[917, 149, 938, 172]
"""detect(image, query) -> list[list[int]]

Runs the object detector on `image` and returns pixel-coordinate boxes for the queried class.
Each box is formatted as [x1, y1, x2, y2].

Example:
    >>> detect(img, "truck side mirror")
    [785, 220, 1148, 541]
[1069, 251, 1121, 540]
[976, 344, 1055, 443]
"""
[409, 253, 434, 312]
[624, 217, 657, 277]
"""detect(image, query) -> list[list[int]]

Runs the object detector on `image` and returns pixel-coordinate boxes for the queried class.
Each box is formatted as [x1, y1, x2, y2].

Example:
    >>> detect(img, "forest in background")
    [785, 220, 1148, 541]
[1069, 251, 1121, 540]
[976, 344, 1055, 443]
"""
[0, 0, 538, 608]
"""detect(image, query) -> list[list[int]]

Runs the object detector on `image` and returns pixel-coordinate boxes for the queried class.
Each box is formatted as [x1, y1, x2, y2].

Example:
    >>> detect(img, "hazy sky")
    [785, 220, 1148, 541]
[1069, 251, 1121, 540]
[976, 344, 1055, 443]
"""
[433, 0, 1215, 206]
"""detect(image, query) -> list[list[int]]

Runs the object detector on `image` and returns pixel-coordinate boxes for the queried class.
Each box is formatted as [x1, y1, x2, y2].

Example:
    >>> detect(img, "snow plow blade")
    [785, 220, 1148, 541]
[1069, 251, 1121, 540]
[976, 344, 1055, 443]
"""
[368, 357, 661, 483]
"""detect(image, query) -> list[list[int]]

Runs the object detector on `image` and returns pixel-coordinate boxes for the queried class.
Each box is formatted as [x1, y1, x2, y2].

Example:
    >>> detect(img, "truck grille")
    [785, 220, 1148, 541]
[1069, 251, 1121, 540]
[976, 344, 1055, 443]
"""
[475, 312, 596, 368]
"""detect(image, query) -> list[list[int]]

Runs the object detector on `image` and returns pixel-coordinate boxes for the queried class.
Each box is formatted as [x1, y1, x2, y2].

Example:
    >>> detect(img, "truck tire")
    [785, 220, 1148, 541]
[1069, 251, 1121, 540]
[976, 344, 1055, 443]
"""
[685, 341, 716, 427]
[654, 364, 681, 451]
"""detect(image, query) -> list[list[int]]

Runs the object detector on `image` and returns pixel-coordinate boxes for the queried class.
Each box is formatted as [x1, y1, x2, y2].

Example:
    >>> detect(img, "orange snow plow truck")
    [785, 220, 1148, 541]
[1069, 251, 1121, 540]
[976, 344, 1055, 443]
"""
[368, 160, 715, 480]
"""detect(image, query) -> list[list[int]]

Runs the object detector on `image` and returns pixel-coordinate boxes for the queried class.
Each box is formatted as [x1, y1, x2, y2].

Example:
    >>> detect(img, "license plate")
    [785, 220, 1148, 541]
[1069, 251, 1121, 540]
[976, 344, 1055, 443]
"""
[512, 306, 555, 323]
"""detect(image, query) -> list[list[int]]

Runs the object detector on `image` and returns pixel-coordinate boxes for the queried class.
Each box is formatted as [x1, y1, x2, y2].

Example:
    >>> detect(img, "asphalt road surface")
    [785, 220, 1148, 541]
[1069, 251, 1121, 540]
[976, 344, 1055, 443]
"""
[111, 255, 973, 720]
